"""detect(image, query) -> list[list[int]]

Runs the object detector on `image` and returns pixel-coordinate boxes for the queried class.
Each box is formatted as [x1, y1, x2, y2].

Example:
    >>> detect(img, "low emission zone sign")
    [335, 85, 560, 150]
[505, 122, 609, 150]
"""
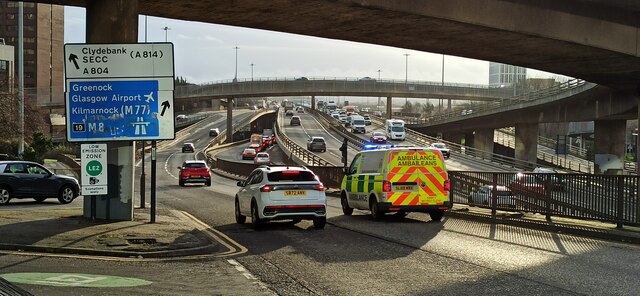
[81, 144, 108, 195]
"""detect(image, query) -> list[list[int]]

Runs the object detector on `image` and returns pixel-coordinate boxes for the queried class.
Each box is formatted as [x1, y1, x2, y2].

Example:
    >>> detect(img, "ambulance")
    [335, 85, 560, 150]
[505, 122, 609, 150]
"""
[340, 145, 451, 221]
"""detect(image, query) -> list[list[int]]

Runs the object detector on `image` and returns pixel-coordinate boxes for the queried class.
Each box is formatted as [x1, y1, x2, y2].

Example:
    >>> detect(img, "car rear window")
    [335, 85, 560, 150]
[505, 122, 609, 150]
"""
[185, 162, 206, 168]
[313, 138, 324, 143]
[268, 171, 318, 182]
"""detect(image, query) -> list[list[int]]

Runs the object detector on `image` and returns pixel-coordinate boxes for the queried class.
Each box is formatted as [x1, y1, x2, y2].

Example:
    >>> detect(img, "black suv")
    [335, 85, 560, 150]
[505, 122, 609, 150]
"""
[290, 116, 301, 126]
[0, 161, 80, 205]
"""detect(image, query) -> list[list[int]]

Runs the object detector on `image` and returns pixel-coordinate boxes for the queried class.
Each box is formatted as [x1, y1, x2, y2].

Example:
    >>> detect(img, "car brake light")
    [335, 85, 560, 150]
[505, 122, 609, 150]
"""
[383, 180, 392, 192]
[444, 180, 450, 191]
[260, 185, 273, 192]
[282, 170, 300, 175]
[314, 184, 325, 191]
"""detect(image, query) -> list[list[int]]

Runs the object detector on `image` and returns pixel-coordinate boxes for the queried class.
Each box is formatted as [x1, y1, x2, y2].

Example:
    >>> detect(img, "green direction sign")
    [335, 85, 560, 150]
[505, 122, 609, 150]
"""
[86, 160, 102, 176]
[0, 273, 152, 288]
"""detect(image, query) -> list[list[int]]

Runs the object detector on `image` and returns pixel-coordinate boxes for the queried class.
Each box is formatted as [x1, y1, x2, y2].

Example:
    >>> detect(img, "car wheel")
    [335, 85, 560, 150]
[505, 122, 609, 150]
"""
[313, 217, 326, 229]
[369, 196, 384, 220]
[235, 197, 246, 224]
[429, 210, 445, 222]
[341, 192, 353, 216]
[205, 181, 211, 187]
[179, 180, 185, 187]
[0, 186, 11, 205]
[34, 197, 46, 203]
[251, 201, 262, 230]
[58, 185, 75, 204]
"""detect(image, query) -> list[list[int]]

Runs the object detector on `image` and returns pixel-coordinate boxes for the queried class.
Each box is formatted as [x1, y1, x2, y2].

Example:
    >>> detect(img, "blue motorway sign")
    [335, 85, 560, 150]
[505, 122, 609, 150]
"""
[66, 80, 174, 141]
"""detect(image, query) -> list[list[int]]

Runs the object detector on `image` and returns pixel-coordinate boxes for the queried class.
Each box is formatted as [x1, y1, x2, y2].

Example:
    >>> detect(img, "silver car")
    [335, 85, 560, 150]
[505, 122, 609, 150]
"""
[307, 136, 327, 152]
[468, 185, 516, 207]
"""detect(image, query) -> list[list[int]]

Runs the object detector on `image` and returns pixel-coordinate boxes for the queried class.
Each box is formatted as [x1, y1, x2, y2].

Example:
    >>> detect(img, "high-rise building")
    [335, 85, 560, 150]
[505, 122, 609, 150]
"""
[0, 1, 64, 105]
[489, 62, 526, 87]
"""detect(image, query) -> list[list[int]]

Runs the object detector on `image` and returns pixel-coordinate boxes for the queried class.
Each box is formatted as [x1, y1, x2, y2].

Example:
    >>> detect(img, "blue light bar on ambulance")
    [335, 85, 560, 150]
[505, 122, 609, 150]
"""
[362, 144, 396, 150]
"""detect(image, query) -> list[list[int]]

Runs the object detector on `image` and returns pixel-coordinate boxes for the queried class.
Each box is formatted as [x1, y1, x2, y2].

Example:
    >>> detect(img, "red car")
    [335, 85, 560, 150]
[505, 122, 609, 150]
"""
[178, 160, 211, 187]
[370, 132, 387, 144]
[242, 148, 257, 160]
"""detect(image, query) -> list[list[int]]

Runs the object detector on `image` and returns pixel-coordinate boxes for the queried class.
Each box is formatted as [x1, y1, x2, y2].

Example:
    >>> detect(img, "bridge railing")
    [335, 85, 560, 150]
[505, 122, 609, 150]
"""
[451, 171, 639, 228]
[405, 79, 589, 125]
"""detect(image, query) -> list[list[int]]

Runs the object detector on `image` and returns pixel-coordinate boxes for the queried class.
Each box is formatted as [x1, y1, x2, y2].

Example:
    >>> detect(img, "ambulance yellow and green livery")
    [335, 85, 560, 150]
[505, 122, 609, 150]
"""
[340, 146, 451, 221]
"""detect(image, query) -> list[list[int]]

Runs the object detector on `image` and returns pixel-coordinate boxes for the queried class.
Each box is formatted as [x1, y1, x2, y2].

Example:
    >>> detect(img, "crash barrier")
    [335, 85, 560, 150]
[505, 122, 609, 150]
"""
[450, 171, 639, 228]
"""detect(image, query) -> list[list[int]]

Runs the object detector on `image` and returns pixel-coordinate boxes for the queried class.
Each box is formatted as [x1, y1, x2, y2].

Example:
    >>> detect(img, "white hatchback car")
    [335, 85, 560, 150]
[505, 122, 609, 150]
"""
[234, 166, 327, 229]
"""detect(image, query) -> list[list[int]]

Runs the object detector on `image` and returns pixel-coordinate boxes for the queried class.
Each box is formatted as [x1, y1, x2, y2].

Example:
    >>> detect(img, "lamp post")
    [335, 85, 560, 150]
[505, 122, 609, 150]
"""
[404, 53, 410, 105]
[377, 69, 382, 110]
[233, 46, 239, 82]
[250, 63, 254, 81]
[161, 26, 171, 42]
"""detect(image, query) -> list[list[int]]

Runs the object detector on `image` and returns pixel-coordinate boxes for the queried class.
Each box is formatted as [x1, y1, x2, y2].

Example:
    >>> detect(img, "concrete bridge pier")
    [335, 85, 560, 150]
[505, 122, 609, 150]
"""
[226, 98, 234, 143]
[447, 99, 452, 111]
[594, 120, 625, 174]
[474, 129, 494, 160]
[514, 123, 538, 169]
[386, 97, 392, 119]
[311, 96, 316, 110]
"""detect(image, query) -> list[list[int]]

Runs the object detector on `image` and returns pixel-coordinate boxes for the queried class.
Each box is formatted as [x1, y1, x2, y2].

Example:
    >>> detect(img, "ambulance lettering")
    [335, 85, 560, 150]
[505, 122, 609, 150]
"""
[386, 151, 448, 206]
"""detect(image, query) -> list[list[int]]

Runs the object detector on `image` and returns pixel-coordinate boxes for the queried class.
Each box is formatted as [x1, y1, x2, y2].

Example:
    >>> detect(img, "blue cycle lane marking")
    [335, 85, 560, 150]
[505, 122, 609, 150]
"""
[68, 80, 160, 140]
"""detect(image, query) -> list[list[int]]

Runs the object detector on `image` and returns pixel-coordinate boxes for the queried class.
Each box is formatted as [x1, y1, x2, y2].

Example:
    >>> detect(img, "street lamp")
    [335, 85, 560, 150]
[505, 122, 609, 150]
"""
[161, 26, 171, 42]
[233, 46, 239, 82]
[377, 69, 382, 110]
[404, 53, 410, 104]
[250, 63, 254, 81]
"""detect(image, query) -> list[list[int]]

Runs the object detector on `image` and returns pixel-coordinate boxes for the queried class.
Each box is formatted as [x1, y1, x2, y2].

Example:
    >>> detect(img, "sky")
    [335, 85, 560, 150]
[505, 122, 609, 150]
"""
[63, 7, 563, 86]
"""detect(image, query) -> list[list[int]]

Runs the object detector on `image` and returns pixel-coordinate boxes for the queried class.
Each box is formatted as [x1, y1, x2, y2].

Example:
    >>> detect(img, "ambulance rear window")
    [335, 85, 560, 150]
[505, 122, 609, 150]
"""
[268, 171, 317, 182]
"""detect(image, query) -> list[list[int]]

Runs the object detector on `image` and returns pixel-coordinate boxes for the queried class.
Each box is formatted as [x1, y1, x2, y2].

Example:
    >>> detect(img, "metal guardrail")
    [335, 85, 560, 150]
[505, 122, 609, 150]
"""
[405, 79, 590, 125]
[451, 171, 640, 228]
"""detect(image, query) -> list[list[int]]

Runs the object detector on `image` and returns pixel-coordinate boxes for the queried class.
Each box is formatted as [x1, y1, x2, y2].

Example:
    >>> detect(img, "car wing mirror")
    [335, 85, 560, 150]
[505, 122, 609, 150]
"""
[177, 166, 181, 170]
[236, 181, 243, 187]
[342, 167, 350, 175]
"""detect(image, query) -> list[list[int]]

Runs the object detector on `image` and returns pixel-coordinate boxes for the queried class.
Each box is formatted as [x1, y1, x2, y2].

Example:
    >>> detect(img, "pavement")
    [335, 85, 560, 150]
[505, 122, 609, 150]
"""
[0, 206, 222, 259]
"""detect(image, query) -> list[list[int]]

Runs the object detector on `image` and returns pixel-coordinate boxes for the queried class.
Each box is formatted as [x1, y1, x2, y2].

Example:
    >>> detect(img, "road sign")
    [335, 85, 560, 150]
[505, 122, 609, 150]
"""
[64, 43, 175, 142]
[81, 144, 108, 195]
[64, 43, 173, 79]
[66, 78, 174, 141]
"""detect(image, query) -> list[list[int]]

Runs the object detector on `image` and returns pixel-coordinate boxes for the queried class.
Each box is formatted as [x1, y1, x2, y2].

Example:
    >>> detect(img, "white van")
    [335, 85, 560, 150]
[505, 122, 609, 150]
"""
[350, 115, 366, 134]
[385, 119, 405, 141]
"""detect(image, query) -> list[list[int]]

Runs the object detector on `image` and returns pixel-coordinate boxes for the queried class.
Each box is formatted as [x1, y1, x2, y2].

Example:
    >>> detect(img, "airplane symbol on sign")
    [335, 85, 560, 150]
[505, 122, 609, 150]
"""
[144, 92, 154, 103]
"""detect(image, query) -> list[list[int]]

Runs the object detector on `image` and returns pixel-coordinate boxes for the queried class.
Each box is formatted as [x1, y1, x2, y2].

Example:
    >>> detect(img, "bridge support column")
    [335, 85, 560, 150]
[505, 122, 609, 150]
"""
[386, 97, 392, 119]
[311, 96, 316, 110]
[594, 120, 625, 174]
[474, 129, 494, 160]
[515, 123, 538, 169]
[447, 99, 452, 111]
[226, 98, 234, 144]
[84, 0, 138, 221]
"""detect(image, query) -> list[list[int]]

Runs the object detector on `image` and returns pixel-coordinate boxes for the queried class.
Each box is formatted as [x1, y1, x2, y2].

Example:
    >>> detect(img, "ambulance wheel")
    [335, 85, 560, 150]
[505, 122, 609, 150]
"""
[369, 197, 384, 220]
[429, 211, 445, 222]
[341, 193, 353, 216]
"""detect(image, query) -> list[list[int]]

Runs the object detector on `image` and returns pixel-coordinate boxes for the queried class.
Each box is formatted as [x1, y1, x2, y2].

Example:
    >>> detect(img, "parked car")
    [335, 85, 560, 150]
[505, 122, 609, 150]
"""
[532, 167, 566, 191]
[242, 148, 257, 160]
[0, 161, 80, 205]
[468, 185, 516, 207]
[234, 166, 327, 229]
[178, 160, 211, 187]
[209, 128, 220, 137]
[307, 136, 327, 152]
[182, 143, 195, 153]
[370, 132, 387, 144]
[429, 142, 450, 159]
[290, 116, 301, 126]
[254, 152, 271, 165]
[285, 110, 294, 117]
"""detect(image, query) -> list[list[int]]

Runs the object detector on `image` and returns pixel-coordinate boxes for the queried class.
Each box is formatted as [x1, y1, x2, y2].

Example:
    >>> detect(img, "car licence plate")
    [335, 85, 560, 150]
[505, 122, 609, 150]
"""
[393, 185, 416, 192]
[191, 175, 201, 178]
[284, 190, 306, 196]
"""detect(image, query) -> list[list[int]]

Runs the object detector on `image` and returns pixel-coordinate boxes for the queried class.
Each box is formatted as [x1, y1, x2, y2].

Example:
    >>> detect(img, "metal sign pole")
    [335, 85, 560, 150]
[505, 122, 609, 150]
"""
[140, 141, 146, 208]
[150, 140, 156, 223]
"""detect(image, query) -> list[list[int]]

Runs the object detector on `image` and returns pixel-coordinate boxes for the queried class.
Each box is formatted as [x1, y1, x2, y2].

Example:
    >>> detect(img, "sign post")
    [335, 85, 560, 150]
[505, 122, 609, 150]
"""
[65, 43, 174, 221]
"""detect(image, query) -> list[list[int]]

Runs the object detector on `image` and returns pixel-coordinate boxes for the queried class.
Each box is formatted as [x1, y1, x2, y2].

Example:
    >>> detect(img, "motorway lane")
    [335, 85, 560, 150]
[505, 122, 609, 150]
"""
[146, 114, 640, 295]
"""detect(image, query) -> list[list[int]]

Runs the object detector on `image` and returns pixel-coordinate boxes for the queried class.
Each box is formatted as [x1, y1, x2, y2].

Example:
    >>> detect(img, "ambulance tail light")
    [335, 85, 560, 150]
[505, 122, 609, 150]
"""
[383, 180, 392, 192]
[443, 179, 450, 191]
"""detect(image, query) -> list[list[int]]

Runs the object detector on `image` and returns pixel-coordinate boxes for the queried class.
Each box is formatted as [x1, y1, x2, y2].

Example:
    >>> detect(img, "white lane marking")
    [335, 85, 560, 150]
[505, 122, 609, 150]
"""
[164, 151, 179, 179]
[227, 259, 257, 280]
